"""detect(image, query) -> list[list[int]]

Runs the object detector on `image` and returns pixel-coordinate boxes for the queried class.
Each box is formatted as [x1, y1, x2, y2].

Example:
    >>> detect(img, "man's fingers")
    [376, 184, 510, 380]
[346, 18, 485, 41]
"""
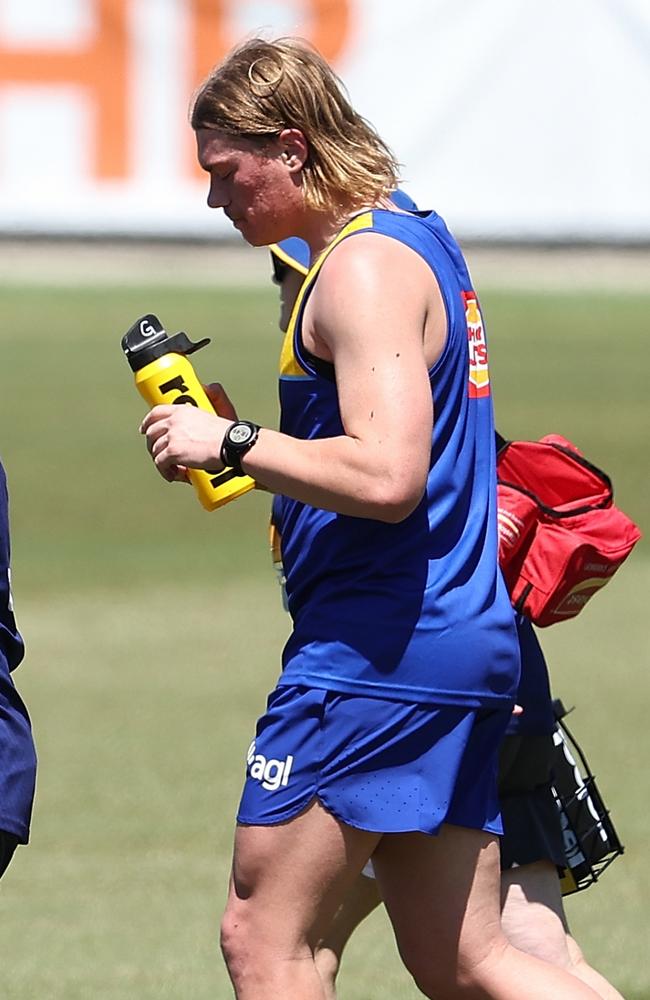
[138, 406, 195, 485]
[205, 382, 238, 421]
[151, 433, 170, 460]
[139, 402, 225, 476]
[161, 463, 184, 483]
[139, 405, 176, 434]
[154, 446, 182, 481]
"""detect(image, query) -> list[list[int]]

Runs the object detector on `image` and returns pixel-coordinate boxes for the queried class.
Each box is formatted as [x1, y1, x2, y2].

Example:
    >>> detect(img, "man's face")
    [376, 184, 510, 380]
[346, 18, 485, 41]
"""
[196, 129, 302, 247]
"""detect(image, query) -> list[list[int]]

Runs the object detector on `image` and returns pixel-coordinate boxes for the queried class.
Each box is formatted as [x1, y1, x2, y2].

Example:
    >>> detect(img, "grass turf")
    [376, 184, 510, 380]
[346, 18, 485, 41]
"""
[0, 281, 647, 998]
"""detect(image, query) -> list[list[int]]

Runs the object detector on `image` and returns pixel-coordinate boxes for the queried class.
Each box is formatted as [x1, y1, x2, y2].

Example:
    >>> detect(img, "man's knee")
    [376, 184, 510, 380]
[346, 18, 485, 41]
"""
[220, 893, 304, 980]
[398, 938, 504, 999]
[220, 896, 254, 981]
[408, 964, 496, 999]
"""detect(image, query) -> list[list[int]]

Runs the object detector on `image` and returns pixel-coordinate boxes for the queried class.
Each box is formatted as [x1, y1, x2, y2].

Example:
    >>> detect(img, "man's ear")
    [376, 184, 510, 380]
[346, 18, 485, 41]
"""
[278, 128, 308, 171]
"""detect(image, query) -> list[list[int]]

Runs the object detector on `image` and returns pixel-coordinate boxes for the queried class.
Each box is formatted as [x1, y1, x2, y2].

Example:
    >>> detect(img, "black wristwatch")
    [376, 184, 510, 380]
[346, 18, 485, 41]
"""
[220, 420, 260, 476]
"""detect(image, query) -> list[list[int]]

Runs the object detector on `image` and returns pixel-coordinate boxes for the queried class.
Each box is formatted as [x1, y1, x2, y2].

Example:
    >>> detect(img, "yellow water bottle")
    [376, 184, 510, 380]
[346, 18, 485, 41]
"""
[121, 313, 255, 510]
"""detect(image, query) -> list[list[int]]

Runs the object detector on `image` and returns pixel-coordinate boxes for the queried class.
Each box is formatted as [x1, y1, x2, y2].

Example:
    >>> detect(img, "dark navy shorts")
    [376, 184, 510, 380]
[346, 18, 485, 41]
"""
[237, 685, 511, 836]
[0, 830, 19, 880]
[0, 665, 37, 845]
[498, 731, 566, 870]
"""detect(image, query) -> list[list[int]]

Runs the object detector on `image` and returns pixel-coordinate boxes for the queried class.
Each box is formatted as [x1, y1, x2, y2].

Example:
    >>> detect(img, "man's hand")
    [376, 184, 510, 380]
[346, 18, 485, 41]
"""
[139, 405, 232, 482]
[205, 382, 238, 421]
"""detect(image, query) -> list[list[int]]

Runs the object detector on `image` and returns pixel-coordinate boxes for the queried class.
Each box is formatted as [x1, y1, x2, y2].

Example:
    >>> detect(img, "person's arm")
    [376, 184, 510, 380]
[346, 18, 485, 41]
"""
[140, 234, 445, 523]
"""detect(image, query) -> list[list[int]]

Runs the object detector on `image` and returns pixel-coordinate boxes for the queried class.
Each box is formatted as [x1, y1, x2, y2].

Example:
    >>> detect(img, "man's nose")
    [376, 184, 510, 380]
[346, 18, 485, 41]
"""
[207, 179, 228, 209]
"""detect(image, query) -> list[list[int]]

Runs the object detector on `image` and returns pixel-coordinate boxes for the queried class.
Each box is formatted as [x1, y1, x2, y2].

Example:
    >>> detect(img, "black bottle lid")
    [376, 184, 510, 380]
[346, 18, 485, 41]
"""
[121, 314, 210, 372]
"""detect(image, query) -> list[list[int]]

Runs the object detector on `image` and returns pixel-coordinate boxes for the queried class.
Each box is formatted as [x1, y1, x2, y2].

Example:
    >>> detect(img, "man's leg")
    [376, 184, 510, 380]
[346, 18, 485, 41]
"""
[372, 823, 601, 999]
[314, 873, 382, 999]
[501, 862, 624, 999]
[221, 799, 380, 1000]
[565, 934, 625, 1000]
[500, 861, 572, 967]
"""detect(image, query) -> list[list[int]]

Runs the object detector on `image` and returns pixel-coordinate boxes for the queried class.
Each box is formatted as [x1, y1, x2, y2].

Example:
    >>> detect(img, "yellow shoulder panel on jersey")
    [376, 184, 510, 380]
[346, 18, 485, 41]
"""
[279, 211, 374, 378]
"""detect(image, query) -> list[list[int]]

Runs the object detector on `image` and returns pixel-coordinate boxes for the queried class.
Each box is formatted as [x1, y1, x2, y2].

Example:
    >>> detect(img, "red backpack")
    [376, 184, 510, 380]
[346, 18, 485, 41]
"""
[496, 435, 642, 627]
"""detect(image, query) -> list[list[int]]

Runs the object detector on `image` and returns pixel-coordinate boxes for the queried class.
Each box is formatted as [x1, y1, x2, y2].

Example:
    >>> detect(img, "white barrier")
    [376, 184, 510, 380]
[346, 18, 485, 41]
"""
[0, 0, 648, 239]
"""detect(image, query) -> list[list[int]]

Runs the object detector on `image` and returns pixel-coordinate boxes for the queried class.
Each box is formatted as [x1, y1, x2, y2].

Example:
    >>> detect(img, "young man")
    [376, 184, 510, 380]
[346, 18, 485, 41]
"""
[268, 232, 624, 1000]
[140, 37, 601, 998]
[0, 458, 37, 880]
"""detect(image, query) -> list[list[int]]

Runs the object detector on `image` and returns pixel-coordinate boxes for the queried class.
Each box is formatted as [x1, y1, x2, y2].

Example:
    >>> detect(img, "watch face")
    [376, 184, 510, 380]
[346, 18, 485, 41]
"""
[229, 423, 255, 446]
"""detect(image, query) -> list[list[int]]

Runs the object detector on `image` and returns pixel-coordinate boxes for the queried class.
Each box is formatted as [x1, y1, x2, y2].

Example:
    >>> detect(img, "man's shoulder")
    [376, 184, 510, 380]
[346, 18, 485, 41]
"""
[322, 221, 434, 283]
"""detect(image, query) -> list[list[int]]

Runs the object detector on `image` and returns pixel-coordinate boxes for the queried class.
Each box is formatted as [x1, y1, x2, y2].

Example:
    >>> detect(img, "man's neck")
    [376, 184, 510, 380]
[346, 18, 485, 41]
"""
[301, 199, 390, 262]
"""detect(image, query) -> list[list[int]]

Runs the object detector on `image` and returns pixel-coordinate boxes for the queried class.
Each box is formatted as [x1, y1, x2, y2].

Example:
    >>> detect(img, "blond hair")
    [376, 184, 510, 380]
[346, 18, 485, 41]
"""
[190, 37, 399, 215]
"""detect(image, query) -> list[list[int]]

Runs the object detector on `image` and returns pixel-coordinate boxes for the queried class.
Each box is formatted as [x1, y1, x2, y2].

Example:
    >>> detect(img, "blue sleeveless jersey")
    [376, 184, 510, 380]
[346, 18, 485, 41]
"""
[275, 209, 520, 707]
[0, 459, 37, 842]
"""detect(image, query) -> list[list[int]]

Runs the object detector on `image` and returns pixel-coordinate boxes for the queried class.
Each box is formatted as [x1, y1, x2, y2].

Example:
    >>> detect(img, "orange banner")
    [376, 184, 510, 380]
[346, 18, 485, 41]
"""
[0, 0, 351, 184]
[0, 0, 129, 178]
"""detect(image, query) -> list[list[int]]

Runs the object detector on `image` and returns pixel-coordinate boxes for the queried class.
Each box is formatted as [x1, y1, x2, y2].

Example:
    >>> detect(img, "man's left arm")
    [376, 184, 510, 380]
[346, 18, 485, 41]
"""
[140, 235, 443, 522]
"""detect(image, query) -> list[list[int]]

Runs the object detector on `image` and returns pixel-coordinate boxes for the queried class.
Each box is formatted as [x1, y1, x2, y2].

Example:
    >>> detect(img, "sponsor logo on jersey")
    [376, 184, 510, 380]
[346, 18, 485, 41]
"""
[462, 291, 490, 398]
[246, 739, 294, 792]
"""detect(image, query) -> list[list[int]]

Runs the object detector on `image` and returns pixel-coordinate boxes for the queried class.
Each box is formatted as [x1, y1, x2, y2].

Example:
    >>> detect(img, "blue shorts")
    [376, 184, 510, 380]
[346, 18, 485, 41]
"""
[237, 685, 509, 836]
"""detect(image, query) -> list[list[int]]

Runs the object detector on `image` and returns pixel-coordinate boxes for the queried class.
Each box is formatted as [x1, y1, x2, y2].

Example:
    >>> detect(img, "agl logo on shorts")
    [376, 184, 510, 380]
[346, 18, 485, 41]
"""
[246, 740, 294, 792]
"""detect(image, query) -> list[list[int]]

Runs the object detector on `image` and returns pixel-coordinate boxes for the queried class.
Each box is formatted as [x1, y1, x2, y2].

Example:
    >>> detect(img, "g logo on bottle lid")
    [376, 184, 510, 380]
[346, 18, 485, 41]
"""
[140, 319, 157, 338]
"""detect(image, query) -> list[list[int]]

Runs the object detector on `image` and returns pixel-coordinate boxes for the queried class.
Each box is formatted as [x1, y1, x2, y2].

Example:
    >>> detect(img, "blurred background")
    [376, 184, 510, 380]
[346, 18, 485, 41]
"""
[0, 2, 648, 998]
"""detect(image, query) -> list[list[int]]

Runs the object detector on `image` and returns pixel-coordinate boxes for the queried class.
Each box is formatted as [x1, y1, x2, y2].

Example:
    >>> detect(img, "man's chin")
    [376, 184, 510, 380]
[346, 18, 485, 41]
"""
[245, 230, 277, 248]
[230, 218, 279, 248]
[228, 220, 255, 246]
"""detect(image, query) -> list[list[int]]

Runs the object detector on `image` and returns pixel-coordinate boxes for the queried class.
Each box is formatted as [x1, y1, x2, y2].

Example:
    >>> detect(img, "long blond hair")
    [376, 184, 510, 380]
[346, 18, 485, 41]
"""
[190, 37, 400, 216]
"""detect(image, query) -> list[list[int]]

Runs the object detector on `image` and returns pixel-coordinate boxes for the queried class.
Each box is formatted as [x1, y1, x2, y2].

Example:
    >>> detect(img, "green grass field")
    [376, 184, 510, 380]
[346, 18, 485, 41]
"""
[0, 275, 648, 998]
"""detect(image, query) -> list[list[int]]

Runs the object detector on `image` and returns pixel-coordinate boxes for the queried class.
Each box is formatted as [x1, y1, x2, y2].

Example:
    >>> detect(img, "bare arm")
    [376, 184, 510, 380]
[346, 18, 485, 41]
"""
[141, 234, 446, 522]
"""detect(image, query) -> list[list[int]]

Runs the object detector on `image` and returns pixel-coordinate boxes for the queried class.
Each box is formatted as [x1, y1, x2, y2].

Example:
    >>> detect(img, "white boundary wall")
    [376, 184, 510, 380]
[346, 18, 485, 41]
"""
[0, 0, 648, 240]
